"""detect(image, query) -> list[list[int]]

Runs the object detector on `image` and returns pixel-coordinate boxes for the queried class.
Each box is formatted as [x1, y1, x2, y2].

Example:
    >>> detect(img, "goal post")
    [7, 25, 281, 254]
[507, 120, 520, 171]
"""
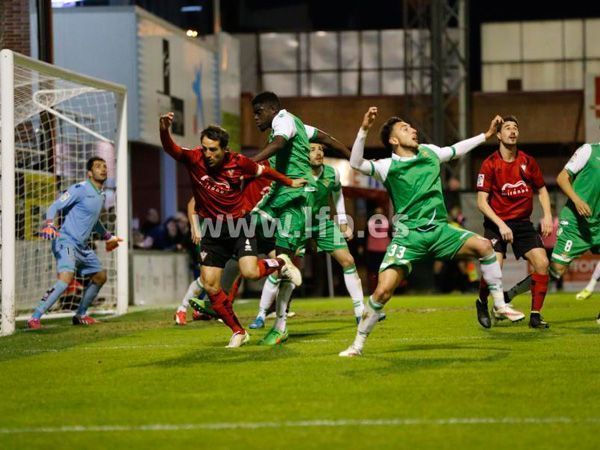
[0, 49, 129, 336]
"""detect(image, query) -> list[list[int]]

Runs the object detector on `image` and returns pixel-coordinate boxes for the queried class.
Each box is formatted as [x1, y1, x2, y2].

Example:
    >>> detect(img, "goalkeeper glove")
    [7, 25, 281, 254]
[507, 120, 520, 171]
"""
[104, 234, 124, 252]
[40, 221, 59, 240]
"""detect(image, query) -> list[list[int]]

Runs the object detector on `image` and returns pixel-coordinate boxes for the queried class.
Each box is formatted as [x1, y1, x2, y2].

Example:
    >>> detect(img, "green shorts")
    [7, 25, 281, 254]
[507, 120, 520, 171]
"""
[379, 223, 474, 274]
[551, 212, 600, 265]
[307, 218, 348, 253]
[253, 188, 312, 252]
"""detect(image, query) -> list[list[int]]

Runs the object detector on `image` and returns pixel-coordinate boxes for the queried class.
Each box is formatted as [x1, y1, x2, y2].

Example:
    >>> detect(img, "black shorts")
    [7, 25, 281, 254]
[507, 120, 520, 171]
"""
[483, 220, 543, 260]
[199, 216, 258, 268]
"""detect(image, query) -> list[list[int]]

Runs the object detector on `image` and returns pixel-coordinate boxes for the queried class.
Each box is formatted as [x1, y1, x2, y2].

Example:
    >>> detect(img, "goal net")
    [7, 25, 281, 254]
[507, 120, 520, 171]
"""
[1, 50, 129, 336]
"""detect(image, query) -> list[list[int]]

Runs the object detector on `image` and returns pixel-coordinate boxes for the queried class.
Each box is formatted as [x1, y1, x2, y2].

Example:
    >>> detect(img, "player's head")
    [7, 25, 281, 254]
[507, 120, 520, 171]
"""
[86, 157, 107, 183]
[496, 115, 519, 147]
[200, 125, 229, 168]
[309, 143, 325, 168]
[252, 91, 281, 131]
[380, 117, 419, 151]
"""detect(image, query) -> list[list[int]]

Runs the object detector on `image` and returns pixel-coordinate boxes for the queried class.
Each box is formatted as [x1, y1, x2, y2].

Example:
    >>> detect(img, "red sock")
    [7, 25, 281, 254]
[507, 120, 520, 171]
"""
[227, 275, 242, 303]
[257, 258, 284, 278]
[479, 279, 489, 302]
[208, 289, 244, 334]
[531, 273, 549, 312]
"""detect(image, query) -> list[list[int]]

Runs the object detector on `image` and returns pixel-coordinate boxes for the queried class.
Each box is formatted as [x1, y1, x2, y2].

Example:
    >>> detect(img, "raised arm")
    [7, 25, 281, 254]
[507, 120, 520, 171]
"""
[239, 155, 306, 188]
[349, 107, 379, 175]
[429, 115, 503, 162]
[159, 112, 186, 161]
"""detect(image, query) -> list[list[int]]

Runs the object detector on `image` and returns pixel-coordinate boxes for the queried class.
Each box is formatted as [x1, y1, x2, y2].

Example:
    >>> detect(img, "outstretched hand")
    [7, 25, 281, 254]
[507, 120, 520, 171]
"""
[484, 115, 503, 139]
[290, 178, 308, 188]
[159, 112, 174, 131]
[361, 107, 378, 131]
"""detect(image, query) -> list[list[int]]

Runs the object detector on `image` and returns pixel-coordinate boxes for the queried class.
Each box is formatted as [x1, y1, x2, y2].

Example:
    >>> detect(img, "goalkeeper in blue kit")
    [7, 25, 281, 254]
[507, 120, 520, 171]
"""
[27, 157, 123, 329]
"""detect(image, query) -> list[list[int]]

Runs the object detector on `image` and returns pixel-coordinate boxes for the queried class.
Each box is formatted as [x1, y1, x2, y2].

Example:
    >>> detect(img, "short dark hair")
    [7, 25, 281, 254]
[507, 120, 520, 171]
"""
[251, 91, 281, 110]
[200, 125, 229, 149]
[379, 116, 404, 151]
[497, 115, 519, 132]
[86, 156, 105, 172]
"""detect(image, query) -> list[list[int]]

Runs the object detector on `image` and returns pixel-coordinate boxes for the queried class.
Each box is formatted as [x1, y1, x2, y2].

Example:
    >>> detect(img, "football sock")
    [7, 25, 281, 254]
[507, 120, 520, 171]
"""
[32, 280, 69, 319]
[257, 258, 284, 278]
[585, 262, 600, 291]
[221, 259, 241, 292]
[352, 297, 384, 351]
[478, 278, 490, 303]
[76, 282, 102, 316]
[530, 273, 549, 312]
[209, 289, 244, 334]
[506, 275, 532, 302]
[178, 278, 205, 312]
[227, 275, 242, 302]
[343, 264, 365, 317]
[257, 275, 280, 320]
[479, 253, 506, 309]
[274, 280, 295, 332]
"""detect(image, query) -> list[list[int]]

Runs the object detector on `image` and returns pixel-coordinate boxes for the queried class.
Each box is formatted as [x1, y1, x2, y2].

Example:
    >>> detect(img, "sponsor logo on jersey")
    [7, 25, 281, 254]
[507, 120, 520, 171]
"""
[200, 175, 231, 194]
[60, 191, 71, 202]
[477, 174, 485, 188]
[500, 180, 529, 196]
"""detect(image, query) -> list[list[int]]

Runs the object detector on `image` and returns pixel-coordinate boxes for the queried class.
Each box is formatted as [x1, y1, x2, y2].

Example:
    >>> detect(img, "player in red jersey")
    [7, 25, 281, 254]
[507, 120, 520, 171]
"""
[475, 115, 553, 329]
[160, 112, 305, 347]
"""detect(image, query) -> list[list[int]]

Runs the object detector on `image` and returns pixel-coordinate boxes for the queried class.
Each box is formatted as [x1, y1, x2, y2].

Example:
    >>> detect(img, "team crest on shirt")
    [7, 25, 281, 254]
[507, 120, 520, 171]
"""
[520, 164, 527, 172]
[227, 169, 235, 176]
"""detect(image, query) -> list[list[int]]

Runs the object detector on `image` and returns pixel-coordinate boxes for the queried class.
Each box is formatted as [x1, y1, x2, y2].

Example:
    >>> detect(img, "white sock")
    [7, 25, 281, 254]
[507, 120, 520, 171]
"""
[479, 253, 506, 309]
[586, 262, 600, 291]
[352, 296, 383, 351]
[274, 280, 295, 332]
[257, 275, 280, 319]
[343, 264, 365, 317]
[178, 278, 205, 312]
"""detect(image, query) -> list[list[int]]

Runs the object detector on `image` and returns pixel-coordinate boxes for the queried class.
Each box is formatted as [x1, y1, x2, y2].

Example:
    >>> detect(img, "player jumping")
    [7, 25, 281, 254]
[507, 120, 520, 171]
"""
[339, 107, 524, 357]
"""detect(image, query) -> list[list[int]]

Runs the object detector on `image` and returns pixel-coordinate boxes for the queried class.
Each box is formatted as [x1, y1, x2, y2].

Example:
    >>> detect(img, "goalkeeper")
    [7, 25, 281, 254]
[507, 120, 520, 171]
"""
[27, 157, 123, 329]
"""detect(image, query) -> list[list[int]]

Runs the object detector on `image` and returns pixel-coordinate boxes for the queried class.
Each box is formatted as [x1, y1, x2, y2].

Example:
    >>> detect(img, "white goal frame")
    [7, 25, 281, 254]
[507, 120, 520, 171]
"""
[0, 49, 129, 336]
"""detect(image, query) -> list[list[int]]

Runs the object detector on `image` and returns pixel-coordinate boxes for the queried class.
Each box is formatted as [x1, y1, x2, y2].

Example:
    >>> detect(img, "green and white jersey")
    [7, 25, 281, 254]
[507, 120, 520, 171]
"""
[268, 109, 318, 180]
[350, 128, 486, 232]
[309, 164, 346, 221]
[563, 142, 600, 225]
[369, 146, 447, 231]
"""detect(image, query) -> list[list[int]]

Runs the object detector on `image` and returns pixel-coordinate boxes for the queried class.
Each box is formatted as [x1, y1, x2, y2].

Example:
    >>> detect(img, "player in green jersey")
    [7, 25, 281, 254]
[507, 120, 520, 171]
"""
[339, 107, 525, 357]
[251, 91, 351, 345]
[249, 142, 366, 329]
[501, 143, 600, 323]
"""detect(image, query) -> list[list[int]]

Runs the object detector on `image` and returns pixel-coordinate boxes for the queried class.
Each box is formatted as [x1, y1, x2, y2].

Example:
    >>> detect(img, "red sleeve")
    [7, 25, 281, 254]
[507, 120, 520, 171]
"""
[476, 158, 494, 192]
[236, 154, 261, 177]
[261, 165, 294, 186]
[528, 156, 545, 190]
[160, 129, 191, 163]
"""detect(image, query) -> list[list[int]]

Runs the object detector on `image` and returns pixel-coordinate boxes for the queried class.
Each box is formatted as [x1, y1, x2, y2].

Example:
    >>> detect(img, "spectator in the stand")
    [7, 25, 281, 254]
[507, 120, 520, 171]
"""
[366, 206, 391, 293]
[153, 217, 183, 250]
[137, 208, 163, 249]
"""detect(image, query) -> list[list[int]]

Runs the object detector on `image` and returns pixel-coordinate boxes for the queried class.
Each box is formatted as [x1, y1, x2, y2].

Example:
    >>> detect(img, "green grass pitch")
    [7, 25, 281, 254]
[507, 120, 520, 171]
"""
[0, 292, 598, 450]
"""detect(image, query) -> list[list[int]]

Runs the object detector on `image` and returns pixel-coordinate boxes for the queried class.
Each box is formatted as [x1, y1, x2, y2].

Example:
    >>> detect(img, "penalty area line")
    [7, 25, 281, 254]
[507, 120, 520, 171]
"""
[1, 417, 599, 434]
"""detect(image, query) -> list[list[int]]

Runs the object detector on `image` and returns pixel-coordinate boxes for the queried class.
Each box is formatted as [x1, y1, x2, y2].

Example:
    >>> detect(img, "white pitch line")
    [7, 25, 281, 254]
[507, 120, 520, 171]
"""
[0, 417, 599, 434]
